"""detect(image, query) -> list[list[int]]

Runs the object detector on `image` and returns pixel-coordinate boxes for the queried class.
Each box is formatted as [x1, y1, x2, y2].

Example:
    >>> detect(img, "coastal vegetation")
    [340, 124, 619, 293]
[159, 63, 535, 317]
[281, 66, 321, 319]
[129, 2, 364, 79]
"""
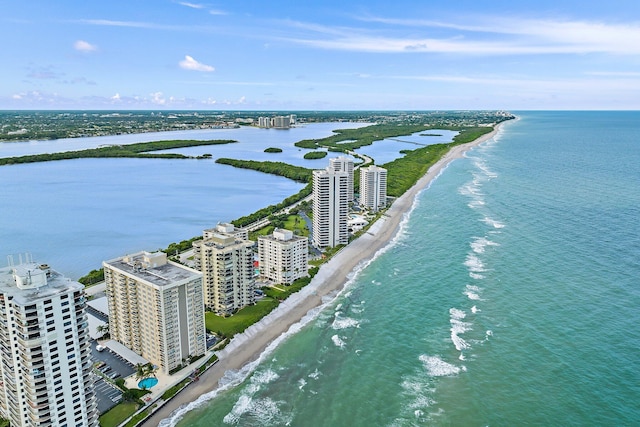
[382, 126, 493, 196]
[0, 139, 236, 166]
[264, 147, 283, 153]
[215, 158, 312, 183]
[303, 151, 328, 159]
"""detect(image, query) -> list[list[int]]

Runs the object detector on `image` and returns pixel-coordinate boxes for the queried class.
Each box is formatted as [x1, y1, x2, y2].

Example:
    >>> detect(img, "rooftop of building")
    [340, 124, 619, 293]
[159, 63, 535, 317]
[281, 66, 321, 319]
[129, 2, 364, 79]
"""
[0, 260, 82, 305]
[258, 228, 308, 243]
[104, 251, 201, 287]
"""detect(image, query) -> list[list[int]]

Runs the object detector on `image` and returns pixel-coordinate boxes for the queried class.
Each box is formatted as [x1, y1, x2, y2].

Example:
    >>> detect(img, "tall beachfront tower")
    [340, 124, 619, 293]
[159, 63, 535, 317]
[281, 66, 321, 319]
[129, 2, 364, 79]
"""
[103, 251, 205, 374]
[192, 233, 255, 315]
[312, 167, 349, 248]
[258, 228, 308, 285]
[329, 156, 354, 202]
[0, 258, 98, 427]
[359, 165, 388, 212]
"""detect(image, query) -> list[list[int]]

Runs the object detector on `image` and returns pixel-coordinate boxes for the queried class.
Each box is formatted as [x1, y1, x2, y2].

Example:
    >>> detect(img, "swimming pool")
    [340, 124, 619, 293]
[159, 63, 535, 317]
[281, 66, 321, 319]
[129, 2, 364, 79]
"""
[138, 377, 158, 390]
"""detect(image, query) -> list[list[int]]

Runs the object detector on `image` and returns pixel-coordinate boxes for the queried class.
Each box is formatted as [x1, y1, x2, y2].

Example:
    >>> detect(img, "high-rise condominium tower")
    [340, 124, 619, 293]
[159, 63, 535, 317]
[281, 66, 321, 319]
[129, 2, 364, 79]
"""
[312, 167, 349, 248]
[359, 165, 388, 212]
[0, 258, 98, 427]
[329, 156, 354, 202]
[258, 229, 308, 285]
[103, 251, 205, 374]
[192, 233, 255, 315]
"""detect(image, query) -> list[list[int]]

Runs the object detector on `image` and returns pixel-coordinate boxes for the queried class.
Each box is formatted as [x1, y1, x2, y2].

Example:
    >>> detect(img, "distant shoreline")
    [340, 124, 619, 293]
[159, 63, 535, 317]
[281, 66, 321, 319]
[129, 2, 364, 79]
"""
[146, 121, 506, 427]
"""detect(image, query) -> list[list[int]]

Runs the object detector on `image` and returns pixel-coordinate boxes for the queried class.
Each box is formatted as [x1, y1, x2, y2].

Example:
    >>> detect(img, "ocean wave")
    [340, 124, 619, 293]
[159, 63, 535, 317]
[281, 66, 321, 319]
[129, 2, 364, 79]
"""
[470, 236, 499, 254]
[474, 159, 498, 178]
[469, 272, 485, 280]
[482, 216, 505, 229]
[331, 334, 346, 348]
[222, 395, 291, 426]
[331, 313, 361, 330]
[419, 355, 464, 377]
[464, 254, 485, 272]
[449, 307, 466, 320]
[464, 284, 483, 301]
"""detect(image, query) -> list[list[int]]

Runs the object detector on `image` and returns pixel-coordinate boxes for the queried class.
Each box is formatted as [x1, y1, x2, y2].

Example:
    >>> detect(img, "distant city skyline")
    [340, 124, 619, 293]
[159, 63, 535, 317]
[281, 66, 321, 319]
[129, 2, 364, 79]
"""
[3, 0, 640, 110]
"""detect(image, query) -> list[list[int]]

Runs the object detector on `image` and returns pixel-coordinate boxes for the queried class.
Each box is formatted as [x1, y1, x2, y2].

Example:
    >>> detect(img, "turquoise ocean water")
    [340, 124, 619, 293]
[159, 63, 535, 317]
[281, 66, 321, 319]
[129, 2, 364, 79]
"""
[167, 111, 640, 426]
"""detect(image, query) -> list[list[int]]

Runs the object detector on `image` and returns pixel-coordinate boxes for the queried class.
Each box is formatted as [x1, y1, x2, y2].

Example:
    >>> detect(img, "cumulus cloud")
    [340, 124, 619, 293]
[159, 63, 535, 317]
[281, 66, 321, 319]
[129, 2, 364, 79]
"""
[179, 55, 215, 72]
[74, 40, 97, 52]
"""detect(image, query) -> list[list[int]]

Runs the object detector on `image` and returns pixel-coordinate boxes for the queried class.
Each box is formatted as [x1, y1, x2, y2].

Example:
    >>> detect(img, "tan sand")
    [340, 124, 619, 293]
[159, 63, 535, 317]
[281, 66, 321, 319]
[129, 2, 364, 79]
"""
[147, 122, 503, 426]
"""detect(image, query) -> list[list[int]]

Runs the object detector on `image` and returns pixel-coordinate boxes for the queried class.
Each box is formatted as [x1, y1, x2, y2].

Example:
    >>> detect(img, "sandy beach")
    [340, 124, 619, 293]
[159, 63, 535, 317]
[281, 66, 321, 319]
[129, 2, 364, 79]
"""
[146, 123, 502, 426]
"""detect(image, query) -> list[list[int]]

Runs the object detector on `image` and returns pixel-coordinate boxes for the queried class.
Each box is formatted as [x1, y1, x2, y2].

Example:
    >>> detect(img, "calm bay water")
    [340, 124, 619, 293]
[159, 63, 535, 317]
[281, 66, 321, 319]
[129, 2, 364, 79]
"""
[167, 112, 640, 426]
[0, 123, 368, 277]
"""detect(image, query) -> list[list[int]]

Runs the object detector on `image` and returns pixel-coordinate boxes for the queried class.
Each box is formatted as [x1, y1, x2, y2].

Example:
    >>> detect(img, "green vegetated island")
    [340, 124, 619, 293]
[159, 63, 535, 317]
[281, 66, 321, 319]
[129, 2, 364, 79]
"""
[0, 139, 236, 166]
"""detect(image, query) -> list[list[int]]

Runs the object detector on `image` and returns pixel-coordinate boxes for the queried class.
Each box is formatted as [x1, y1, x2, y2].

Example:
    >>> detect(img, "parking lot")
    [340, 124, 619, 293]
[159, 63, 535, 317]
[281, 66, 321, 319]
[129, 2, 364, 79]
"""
[91, 340, 136, 414]
[93, 375, 122, 414]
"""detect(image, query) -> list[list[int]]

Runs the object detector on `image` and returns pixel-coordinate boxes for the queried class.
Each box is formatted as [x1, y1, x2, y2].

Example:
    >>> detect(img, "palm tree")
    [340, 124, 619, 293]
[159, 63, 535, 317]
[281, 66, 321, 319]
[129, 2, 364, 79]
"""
[134, 363, 147, 381]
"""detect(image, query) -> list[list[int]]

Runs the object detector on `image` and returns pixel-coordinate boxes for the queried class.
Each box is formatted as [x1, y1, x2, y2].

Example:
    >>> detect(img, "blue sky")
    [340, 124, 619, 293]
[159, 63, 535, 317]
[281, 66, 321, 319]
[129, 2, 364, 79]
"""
[3, 0, 640, 110]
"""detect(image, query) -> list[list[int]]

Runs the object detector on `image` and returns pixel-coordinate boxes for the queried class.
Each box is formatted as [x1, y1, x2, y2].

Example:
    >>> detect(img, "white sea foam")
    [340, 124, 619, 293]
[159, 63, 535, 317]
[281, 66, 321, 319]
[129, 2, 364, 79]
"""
[470, 236, 499, 254]
[449, 307, 466, 320]
[222, 395, 291, 426]
[298, 378, 307, 390]
[331, 334, 346, 348]
[464, 290, 482, 300]
[331, 313, 360, 330]
[308, 368, 322, 380]
[471, 305, 479, 313]
[450, 310, 472, 351]
[482, 217, 505, 229]
[474, 159, 498, 178]
[469, 272, 485, 280]
[464, 254, 485, 272]
[419, 355, 463, 377]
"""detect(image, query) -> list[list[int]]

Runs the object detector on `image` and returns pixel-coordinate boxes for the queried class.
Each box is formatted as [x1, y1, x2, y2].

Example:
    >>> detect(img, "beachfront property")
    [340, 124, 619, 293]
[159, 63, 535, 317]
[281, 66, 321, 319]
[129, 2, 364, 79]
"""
[103, 251, 206, 374]
[204, 222, 249, 240]
[0, 258, 99, 427]
[329, 156, 355, 202]
[359, 165, 388, 212]
[192, 233, 256, 315]
[312, 167, 350, 249]
[258, 229, 308, 285]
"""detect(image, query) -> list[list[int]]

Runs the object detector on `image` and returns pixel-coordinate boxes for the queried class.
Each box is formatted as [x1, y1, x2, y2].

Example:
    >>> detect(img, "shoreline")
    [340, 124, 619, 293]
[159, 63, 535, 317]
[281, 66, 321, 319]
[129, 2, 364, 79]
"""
[146, 121, 505, 426]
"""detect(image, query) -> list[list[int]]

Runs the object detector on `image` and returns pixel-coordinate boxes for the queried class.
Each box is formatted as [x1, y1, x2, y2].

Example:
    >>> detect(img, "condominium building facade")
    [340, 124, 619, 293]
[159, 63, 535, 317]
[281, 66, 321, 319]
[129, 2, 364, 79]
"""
[329, 156, 354, 202]
[359, 165, 388, 212]
[312, 167, 349, 248]
[0, 259, 98, 427]
[103, 251, 205, 374]
[192, 233, 255, 315]
[258, 229, 308, 285]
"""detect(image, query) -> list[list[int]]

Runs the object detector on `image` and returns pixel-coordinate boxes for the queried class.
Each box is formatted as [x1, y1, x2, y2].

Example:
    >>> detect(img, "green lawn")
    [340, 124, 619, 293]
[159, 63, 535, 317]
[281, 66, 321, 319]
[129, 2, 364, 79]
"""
[252, 214, 308, 238]
[205, 299, 280, 337]
[98, 402, 139, 427]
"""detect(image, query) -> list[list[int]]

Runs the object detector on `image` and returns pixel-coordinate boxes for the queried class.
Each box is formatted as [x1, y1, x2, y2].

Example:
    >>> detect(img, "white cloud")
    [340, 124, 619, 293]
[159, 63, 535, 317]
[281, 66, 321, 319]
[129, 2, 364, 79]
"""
[111, 93, 121, 101]
[178, 1, 205, 9]
[150, 92, 166, 105]
[179, 55, 215, 72]
[74, 40, 97, 52]
[282, 17, 640, 56]
[209, 9, 227, 16]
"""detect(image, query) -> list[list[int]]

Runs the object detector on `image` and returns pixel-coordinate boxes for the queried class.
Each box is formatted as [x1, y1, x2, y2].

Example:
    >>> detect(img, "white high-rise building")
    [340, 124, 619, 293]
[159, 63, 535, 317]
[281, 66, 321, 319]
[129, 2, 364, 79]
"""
[0, 258, 98, 427]
[193, 233, 255, 315]
[103, 251, 205, 374]
[203, 223, 248, 240]
[312, 167, 349, 248]
[329, 156, 354, 202]
[258, 229, 308, 285]
[359, 165, 388, 212]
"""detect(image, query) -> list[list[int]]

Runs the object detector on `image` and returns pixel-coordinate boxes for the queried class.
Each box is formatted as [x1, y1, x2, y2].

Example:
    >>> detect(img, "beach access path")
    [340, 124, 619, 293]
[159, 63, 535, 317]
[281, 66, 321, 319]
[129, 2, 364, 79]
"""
[145, 122, 503, 427]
